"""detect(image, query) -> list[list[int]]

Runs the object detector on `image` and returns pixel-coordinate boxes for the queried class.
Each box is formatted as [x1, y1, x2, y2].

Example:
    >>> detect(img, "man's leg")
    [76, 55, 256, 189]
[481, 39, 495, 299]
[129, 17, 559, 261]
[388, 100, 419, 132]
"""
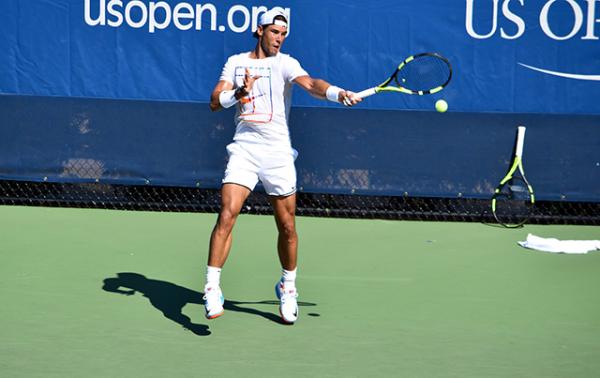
[270, 193, 298, 269]
[270, 193, 299, 323]
[204, 183, 251, 319]
[208, 183, 251, 267]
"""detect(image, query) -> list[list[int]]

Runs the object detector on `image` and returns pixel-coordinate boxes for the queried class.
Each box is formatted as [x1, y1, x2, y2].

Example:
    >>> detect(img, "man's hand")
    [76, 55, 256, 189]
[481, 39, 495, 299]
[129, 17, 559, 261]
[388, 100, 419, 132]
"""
[339, 90, 362, 107]
[238, 68, 261, 97]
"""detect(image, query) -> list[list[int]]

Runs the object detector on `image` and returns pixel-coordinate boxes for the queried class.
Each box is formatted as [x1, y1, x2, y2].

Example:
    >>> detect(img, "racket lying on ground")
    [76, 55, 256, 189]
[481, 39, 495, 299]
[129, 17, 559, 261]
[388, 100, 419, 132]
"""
[356, 52, 452, 99]
[491, 126, 535, 228]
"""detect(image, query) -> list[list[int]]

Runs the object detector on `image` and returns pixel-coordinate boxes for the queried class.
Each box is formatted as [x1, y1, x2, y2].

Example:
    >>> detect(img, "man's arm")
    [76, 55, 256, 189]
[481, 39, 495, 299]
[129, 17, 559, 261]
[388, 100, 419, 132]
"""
[293, 75, 361, 106]
[209, 80, 234, 112]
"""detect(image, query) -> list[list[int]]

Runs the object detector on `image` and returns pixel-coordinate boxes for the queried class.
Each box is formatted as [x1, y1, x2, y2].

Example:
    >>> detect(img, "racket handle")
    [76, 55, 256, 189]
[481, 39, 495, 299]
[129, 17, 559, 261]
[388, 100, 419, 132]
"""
[356, 88, 377, 99]
[515, 126, 526, 158]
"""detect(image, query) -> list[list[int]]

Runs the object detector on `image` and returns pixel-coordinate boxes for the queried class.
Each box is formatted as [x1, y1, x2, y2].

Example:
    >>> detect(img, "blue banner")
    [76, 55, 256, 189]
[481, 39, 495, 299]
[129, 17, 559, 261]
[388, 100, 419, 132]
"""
[0, 1, 599, 202]
[1, 0, 600, 114]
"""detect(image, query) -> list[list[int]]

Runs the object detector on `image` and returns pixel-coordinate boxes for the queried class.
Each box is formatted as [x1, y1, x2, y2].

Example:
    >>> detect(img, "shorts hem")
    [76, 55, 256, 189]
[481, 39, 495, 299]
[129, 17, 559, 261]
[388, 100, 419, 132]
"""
[222, 181, 254, 192]
[267, 189, 297, 198]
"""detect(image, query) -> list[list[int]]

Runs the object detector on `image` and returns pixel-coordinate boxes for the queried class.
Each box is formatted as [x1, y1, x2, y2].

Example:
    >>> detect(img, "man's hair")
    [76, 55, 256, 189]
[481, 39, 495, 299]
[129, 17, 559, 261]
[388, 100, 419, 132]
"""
[273, 15, 287, 24]
[253, 14, 288, 39]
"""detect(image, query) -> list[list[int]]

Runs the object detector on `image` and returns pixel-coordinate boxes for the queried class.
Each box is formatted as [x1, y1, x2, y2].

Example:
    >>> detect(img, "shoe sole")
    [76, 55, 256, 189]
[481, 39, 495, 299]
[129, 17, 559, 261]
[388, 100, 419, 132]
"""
[206, 310, 224, 320]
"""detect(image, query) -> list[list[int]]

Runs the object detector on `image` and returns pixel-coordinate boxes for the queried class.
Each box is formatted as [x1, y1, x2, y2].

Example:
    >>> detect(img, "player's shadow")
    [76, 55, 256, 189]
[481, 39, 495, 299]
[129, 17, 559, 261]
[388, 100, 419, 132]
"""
[102, 272, 316, 336]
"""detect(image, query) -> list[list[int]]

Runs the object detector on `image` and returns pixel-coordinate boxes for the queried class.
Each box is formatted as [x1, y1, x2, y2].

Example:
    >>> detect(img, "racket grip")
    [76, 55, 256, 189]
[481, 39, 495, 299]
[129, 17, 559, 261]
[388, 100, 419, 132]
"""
[356, 88, 377, 99]
[515, 126, 526, 158]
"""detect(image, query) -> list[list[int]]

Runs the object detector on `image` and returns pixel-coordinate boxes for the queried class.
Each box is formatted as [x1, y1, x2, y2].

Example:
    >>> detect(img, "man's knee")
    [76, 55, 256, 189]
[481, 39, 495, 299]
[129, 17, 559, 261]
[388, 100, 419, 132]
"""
[278, 217, 297, 240]
[216, 208, 239, 233]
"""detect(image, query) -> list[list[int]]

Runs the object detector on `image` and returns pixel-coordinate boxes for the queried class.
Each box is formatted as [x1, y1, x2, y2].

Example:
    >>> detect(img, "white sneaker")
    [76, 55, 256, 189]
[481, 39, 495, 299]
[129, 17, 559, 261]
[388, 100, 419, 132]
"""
[203, 285, 224, 319]
[275, 281, 298, 324]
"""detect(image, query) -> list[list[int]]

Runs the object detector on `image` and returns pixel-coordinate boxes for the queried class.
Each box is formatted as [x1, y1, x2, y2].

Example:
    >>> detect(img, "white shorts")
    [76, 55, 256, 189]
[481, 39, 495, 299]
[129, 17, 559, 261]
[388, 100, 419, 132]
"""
[222, 142, 298, 196]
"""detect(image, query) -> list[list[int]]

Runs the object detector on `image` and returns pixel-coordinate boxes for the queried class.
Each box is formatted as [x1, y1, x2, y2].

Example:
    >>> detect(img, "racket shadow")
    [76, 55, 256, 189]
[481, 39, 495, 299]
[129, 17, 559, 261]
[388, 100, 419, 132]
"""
[102, 272, 317, 335]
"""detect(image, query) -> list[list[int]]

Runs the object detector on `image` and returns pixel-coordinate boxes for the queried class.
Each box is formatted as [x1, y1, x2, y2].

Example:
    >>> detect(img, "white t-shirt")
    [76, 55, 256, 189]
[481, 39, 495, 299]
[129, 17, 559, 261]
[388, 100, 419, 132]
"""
[219, 52, 308, 151]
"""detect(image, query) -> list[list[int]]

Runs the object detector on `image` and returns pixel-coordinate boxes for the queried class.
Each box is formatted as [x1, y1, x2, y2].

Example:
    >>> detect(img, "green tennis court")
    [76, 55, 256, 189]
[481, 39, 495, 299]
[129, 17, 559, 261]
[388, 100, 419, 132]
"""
[2, 205, 599, 377]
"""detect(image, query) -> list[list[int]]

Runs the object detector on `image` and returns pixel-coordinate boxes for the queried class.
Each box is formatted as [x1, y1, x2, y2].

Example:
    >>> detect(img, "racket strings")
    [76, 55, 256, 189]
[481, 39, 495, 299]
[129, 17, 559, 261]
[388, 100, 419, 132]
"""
[395, 55, 451, 92]
[493, 177, 533, 226]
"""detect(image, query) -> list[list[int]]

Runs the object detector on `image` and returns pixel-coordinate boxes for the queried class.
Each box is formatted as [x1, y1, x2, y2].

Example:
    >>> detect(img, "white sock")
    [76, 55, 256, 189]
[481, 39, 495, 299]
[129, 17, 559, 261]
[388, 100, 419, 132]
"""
[281, 268, 297, 290]
[205, 266, 221, 288]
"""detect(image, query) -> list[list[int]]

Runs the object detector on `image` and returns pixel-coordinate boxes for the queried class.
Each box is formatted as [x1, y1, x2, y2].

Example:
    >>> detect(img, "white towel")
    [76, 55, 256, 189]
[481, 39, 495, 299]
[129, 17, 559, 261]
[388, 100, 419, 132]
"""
[518, 234, 600, 254]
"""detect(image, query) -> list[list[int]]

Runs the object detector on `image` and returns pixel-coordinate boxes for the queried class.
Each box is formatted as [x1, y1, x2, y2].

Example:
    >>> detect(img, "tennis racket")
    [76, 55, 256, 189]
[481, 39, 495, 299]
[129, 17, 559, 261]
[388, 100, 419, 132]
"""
[356, 52, 452, 99]
[491, 126, 535, 228]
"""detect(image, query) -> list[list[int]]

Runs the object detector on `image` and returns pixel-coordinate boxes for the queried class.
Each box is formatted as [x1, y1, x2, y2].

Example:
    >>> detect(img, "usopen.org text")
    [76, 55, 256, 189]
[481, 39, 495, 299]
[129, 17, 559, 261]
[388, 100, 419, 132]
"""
[84, 0, 291, 34]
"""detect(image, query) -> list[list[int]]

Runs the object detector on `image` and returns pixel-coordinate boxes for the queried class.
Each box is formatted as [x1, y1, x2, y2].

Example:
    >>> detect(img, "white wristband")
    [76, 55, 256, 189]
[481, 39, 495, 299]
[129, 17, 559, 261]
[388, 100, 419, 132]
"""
[326, 85, 343, 103]
[219, 89, 238, 108]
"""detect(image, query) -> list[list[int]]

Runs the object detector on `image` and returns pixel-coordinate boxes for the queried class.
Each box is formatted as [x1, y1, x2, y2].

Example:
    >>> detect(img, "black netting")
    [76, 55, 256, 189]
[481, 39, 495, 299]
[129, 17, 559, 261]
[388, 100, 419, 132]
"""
[1, 179, 598, 225]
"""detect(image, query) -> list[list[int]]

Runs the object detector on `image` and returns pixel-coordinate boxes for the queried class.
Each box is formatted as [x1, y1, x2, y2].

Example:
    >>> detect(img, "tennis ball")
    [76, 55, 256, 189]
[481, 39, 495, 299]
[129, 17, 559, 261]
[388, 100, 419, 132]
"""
[435, 99, 448, 113]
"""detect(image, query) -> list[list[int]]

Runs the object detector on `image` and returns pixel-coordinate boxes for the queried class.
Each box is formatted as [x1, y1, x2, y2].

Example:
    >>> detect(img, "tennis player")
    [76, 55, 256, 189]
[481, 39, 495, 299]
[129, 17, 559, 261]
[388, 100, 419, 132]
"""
[205, 8, 361, 324]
